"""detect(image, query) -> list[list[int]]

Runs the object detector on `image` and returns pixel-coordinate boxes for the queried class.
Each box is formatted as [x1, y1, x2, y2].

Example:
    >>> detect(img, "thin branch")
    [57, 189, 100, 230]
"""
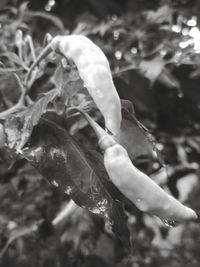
[0, 220, 43, 258]
[0, 200, 78, 257]
[15, 30, 24, 62]
[112, 65, 138, 77]
[52, 199, 78, 226]
[25, 35, 37, 62]
[24, 43, 53, 86]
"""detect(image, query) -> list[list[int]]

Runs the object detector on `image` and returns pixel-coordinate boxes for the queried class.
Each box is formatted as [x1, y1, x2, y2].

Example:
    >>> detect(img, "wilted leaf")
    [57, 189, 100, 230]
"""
[4, 89, 58, 151]
[22, 118, 131, 248]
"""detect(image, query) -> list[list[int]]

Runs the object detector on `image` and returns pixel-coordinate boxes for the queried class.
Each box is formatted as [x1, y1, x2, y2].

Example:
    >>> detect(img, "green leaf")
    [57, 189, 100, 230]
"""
[52, 65, 84, 110]
[22, 118, 131, 249]
[4, 89, 58, 151]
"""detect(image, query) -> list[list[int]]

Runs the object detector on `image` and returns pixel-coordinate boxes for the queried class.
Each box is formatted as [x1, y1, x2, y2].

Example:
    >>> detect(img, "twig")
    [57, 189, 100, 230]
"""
[15, 30, 24, 62]
[112, 65, 138, 77]
[0, 220, 43, 258]
[25, 35, 37, 62]
[25, 43, 53, 86]
[52, 199, 78, 226]
[0, 200, 78, 257]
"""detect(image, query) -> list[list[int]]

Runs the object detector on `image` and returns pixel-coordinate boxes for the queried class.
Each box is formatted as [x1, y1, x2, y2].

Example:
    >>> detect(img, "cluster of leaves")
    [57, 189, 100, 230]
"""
[0, 1, 159, 261]
[0, 1, 200, 267]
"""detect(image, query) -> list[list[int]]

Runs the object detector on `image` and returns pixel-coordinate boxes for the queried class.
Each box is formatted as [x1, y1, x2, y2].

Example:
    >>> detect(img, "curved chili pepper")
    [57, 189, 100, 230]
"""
[74, 109, 197, 224]
[51, 35, 121, 135]
[26, 35, 122, 135]
[103, 143, 197, 223]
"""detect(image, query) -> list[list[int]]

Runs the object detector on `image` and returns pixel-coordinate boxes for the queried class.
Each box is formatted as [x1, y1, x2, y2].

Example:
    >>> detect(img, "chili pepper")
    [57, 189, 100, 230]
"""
[72, 108, 197, 224]
[103, 143, 197, 223]
[26, 35, 122, 135]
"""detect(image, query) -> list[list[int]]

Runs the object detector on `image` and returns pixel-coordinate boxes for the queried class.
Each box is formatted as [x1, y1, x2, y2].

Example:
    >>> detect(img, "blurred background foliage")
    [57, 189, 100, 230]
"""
[1, 0, 200, 266]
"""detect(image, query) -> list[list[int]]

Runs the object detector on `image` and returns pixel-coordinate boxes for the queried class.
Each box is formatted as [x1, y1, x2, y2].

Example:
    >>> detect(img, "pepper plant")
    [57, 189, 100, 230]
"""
[0, 2, 200, 265]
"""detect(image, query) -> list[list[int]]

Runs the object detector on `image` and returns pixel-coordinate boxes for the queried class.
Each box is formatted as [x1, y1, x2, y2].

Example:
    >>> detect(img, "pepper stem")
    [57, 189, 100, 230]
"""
[25, 43, 53, 85]
[67, 107, 116, 151]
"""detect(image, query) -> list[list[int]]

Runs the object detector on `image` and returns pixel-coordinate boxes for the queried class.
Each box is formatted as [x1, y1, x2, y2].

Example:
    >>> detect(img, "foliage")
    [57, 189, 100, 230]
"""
[0, 1, 200, 267]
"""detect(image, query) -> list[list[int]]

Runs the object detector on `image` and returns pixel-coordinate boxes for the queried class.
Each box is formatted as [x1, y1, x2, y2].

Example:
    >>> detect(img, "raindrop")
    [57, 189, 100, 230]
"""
[163, 219, 176, 228]
[105, 127, 113, 135]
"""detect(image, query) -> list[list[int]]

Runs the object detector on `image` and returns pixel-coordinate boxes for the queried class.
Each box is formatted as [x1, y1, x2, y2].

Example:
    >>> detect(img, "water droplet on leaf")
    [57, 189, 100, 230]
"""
[163, 219, 176, 228]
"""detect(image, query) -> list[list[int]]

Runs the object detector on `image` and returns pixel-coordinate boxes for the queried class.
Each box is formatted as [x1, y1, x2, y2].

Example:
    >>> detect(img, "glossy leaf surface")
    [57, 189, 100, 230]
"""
[22, 118, 131, 248]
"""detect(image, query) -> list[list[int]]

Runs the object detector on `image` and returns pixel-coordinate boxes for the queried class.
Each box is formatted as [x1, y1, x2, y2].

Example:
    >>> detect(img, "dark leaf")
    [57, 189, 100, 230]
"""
[4, 89, 58, 151]
[22, 118, 131, 248]
[52, 65, 84, 109]
[116, 100, 157, 167]
[25, 10, 65, 32]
